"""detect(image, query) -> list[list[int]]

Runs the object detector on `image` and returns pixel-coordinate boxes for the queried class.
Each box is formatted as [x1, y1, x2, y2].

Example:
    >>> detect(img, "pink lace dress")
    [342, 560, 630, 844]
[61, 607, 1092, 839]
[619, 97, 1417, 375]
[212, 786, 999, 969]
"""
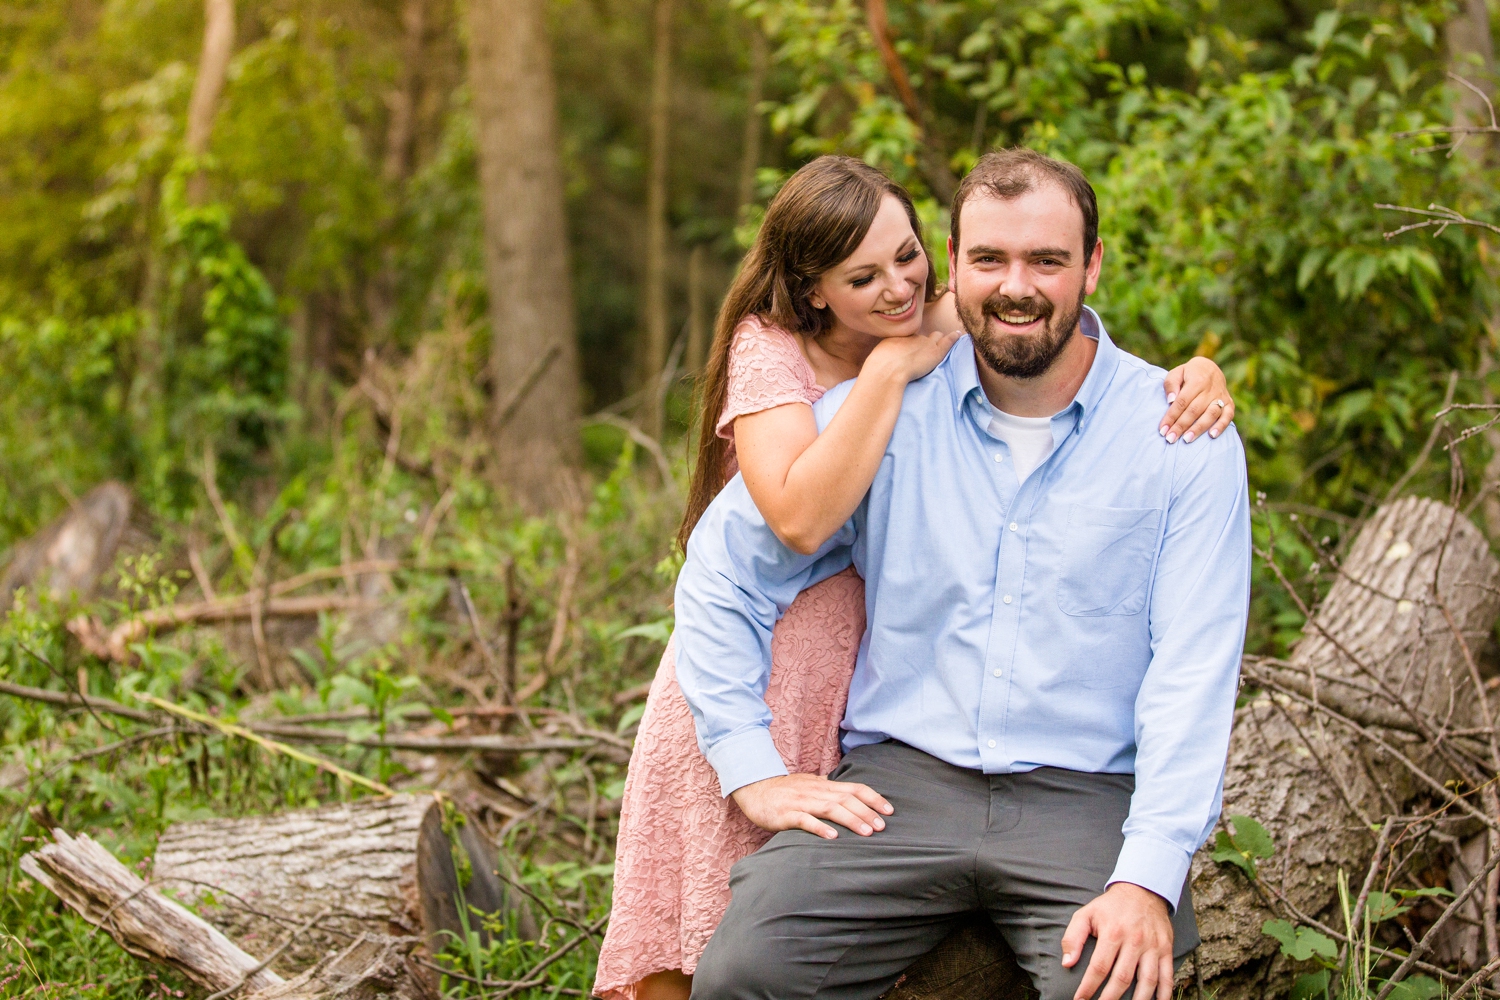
[593, 317, 866, 998]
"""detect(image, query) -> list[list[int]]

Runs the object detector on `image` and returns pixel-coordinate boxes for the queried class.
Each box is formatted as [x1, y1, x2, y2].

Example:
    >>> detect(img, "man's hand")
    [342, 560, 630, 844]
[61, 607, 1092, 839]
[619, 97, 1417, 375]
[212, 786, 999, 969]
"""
[730, 773, 893, 840]
[1061, 882, 1174, 1000]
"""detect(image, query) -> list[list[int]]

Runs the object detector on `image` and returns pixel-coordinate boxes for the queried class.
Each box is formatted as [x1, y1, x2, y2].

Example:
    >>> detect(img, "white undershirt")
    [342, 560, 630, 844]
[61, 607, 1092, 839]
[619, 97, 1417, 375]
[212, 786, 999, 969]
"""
[988, 409, 1056, 483]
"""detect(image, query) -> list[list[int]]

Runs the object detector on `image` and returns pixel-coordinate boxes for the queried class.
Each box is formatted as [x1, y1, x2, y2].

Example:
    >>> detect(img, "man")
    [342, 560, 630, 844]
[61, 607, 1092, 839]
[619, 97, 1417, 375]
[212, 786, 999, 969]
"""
[673, 149, 1250, 1000]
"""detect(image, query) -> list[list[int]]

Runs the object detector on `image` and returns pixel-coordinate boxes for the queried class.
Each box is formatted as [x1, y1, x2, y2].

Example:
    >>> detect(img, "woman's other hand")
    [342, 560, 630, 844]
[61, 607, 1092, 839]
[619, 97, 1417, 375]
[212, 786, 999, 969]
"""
[865, 328, 963, 384]
[1160, 356, 1234, 443]
[731, 773, 894, 839]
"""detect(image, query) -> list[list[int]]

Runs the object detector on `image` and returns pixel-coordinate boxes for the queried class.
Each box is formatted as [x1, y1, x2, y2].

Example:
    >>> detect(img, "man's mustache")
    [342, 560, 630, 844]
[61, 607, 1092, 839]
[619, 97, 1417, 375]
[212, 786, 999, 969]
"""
[983, 294, 1055, 323]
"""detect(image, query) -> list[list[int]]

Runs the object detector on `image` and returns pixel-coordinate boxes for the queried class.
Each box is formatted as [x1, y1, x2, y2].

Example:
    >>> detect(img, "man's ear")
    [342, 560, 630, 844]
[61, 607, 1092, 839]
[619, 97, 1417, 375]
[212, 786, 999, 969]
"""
[946, 236, 957, 291]
[1083, 239, 1103, 297]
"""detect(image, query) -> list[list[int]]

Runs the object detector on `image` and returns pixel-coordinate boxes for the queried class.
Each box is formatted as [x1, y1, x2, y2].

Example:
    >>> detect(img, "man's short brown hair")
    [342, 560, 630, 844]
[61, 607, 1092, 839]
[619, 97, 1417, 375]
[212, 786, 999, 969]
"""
[950, 149, 1098, 262]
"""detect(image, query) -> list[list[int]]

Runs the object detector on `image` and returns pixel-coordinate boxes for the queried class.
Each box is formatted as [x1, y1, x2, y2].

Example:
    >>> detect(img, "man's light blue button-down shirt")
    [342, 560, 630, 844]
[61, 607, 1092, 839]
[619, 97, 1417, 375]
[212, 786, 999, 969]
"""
[673, 308, 1251, 905]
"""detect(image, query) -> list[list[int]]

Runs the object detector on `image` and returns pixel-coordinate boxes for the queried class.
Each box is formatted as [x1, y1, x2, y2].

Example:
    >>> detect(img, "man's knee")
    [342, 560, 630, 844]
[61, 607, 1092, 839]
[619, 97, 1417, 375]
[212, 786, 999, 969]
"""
[690, 930, 775, 1000]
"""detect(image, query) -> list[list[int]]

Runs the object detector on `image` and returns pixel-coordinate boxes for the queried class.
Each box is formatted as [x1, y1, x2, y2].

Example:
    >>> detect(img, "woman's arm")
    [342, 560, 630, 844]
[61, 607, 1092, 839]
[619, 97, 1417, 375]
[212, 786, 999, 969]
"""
[1160, 356, 1236, 443]
[735, 330, 959, 555]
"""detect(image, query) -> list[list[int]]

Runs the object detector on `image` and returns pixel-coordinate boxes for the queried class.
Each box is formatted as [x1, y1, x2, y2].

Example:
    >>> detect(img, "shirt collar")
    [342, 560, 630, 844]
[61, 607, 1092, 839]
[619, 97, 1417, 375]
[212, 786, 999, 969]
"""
[949, 305, 1120, 424]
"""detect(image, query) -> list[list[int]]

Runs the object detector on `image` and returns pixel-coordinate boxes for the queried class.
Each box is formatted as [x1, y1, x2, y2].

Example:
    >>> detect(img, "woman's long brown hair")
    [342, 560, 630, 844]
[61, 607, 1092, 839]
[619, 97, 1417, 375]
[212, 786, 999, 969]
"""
[677, 155, 936, 551]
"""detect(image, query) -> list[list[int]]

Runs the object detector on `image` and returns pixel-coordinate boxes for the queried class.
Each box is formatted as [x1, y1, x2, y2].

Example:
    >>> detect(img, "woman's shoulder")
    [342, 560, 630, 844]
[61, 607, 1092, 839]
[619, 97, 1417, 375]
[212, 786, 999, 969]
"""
[717, 314, 822, 439]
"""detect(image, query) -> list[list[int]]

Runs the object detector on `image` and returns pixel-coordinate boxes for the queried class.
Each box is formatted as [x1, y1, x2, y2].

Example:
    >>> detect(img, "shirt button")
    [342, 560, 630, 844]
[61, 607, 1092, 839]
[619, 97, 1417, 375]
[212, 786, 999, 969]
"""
[994, 454, 1003, 463]
[992, 669, 1002, 677]
[1009, 522, 1018, 531]
[1003, 594, 1013, 604]
[988, 739, 997, 748]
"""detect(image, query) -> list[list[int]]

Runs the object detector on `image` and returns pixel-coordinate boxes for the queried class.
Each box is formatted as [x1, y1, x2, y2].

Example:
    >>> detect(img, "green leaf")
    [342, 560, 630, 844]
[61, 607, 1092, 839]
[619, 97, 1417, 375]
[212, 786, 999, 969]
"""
[1225, 815, 1274, 858]
[616, 619, 673, 646]
[428, 704, 454, 727]
[1385, 975, 1441, 1000]
[1365, 891, 1411, 923]
[1395, 886, 1453, 900]
[1261, 919, 1336, 962]
[1290, 970, 1330, 1000]
[617, 701, 648, 733]
[1212, 830, 1256, 878]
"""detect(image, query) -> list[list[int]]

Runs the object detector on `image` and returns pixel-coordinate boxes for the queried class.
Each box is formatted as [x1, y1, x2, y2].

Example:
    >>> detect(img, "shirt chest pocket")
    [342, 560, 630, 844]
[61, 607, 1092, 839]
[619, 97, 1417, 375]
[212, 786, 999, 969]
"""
[1056, 504, 1162, 617]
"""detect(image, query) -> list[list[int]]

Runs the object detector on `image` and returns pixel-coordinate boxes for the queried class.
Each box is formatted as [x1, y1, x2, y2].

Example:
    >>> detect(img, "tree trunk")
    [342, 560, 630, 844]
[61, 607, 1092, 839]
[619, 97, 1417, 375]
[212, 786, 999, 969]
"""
[735, 26, 769, 218]
[20, 825, 435, 999]
[151, 793, 536, 969]
[20, 828, 284, 993]
[184, 0, 235, 204]
[464, 0, 581, 508]
[1201, 497, 1500, 997]
[1447, 0, 1496, 145]
[1, 481, 130, 604]
[863, 0, 955, 203]
[687, 244, 707, 375]
[641, 0, 675, 440]
[384, 0, 426, 185]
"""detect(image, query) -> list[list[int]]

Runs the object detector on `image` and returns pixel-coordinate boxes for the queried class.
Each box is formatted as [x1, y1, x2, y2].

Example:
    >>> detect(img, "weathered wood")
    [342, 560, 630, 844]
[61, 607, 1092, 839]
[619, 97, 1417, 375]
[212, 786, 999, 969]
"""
[19, 827, 283, 993]
[153, 793, 536, 972]
[153, 794, 430, 966]
[244, 934, 433, 1000]
[1197, 497, 1500, 998]
[1, 481, 130, 603]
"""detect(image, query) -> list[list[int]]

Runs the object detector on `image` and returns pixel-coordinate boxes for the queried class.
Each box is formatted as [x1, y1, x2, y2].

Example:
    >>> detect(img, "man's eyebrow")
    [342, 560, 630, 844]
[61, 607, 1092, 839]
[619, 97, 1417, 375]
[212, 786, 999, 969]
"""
[1028, 247, 1074, 262]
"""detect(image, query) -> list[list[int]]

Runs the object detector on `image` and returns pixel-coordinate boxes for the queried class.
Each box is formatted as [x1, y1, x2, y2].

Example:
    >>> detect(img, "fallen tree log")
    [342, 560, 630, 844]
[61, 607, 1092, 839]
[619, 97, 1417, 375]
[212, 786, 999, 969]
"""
[1, 481, 131, 603]
[1195, 497, 1500, 998]
[152, 793, 536, 970]
[19, 827, 284, 993]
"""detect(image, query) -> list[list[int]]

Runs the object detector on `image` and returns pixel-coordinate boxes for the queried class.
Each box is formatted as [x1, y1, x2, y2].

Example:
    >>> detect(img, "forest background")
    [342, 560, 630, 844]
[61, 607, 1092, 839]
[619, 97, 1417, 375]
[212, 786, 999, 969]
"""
[0, 0, 1498, 995]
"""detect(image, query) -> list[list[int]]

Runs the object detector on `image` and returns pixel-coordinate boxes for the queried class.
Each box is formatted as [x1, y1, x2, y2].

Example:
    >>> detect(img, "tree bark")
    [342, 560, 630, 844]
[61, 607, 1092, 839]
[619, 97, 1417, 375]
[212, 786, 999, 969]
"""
[641, 0, 675, 439]
[384, 0, 426, 184]
[687, 244, 707, 375]
[1199, 497, 1500, 997]
[185, 0, 235, 204]
[735, 26, 769, 219]
[0, 481, 130, 604]
[20, 828, 284, 993]
[464, 0, 581, 507]
[863, 0, 955, 203]
[153, 793, 535, 970]
[1447, 0, 1496, 145]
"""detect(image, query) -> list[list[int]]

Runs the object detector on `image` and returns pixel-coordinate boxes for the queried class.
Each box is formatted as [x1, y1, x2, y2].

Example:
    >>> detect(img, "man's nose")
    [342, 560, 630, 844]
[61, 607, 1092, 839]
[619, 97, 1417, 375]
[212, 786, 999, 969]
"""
[996, 262, 1036, 300]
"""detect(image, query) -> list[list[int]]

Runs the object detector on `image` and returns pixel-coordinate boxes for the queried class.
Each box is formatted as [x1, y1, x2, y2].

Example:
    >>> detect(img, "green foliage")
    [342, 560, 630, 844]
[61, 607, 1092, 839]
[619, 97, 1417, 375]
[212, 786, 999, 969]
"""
[1264, 918, 1338, 963]
[1211, 813, 1274, 878]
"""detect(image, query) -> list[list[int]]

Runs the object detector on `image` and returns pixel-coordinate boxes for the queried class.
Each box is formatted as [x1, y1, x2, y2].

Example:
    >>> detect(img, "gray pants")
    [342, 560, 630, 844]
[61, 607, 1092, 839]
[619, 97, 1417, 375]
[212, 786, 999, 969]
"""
[691, 741, 1198, 1000]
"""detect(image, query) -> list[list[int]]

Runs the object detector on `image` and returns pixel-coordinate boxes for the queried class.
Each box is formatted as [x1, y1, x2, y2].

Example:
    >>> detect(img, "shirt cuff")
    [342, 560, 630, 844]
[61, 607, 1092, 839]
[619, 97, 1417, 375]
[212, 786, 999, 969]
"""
[1107, 833, 1193, 913]
[706, 726, 788, 798]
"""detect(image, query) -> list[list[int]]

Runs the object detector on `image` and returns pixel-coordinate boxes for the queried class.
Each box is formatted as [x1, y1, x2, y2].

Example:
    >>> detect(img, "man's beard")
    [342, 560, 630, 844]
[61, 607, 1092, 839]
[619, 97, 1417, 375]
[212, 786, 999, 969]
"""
[958, 286, 1085, 380]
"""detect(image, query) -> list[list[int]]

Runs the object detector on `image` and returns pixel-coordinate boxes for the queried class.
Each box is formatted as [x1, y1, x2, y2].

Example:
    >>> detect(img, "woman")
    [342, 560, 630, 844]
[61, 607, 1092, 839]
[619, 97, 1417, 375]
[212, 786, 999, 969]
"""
[593, 156, 1234, 1000]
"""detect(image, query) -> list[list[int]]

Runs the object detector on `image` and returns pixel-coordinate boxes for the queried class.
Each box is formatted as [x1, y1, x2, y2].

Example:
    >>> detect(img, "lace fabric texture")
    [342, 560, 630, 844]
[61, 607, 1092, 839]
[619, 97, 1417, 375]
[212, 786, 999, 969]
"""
[714, 315, 825, 476]
[594, 317, 862, 998]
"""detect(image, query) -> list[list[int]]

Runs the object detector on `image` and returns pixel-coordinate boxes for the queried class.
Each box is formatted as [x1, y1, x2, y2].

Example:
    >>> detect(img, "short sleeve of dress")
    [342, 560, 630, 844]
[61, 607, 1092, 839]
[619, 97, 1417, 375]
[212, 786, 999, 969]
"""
[715, 317, 824, 444]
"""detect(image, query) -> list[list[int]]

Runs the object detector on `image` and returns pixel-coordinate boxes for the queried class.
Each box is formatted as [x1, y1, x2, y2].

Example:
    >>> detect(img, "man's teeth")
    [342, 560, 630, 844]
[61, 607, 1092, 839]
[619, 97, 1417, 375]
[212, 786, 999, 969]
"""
[876, 297, 913, 316]
[999, 312, 1041, 325]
